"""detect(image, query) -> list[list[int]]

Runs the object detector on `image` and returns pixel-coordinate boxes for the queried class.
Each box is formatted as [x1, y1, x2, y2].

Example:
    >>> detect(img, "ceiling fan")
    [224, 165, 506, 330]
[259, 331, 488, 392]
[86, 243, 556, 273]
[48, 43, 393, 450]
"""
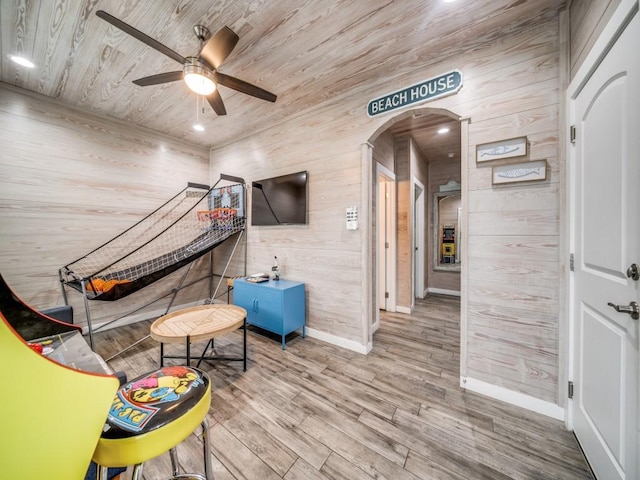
[95, 10, 277, 115]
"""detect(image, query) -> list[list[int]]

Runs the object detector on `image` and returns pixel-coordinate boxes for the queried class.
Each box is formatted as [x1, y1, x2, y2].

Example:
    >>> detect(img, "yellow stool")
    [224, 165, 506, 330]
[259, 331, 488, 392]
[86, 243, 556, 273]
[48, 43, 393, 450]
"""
[93, 366, 213, 480]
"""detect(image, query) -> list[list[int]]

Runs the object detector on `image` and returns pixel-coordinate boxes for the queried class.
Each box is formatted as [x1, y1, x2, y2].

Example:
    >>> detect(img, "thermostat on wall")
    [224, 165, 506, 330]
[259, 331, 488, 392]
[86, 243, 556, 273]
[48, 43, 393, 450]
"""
[346, 206, 358, 230]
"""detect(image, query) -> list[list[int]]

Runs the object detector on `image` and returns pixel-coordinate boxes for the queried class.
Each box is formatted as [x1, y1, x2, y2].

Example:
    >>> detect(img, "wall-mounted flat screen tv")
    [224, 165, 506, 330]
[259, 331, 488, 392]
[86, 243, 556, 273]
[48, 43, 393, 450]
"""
[251, 171, 308, 225]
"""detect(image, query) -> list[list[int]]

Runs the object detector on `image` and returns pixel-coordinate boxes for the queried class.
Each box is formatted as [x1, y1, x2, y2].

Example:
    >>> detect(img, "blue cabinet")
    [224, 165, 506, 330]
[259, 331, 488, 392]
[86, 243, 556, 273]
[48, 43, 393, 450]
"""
[233, 278, 305, 349]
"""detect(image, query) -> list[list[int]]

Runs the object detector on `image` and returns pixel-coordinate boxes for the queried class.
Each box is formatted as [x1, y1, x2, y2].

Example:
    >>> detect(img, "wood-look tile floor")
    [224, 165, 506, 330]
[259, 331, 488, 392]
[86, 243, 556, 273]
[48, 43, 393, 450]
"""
[95, 294, 593, 480]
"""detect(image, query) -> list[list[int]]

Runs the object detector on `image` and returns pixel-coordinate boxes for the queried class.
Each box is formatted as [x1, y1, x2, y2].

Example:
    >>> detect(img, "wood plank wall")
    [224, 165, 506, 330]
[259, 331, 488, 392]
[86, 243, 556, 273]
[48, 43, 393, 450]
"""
[372, 131, 395, 173]
[444, 11, 563, 403]
[394, 137, 412, 311]
[211, 4, 566, 403]
[210, 110, 367, 343]
[0, 84, 211, 327]
[410, 138, 429, 299]
[394, 135, 429, 311]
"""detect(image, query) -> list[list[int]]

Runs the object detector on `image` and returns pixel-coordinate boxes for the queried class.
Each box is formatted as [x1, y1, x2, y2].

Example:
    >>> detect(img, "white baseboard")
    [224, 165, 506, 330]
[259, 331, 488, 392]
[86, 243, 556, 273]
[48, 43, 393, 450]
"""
[305, 327, 371, 354]
[396, 306, 412, 314]
[428, 287, 461, 297]
[460, 376, 564, 421]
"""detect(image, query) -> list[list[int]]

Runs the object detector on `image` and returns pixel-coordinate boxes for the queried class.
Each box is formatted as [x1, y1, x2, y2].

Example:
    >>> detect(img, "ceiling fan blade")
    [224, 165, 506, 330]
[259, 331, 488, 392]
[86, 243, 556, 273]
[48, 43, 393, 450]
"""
[96, 10, 186, 65]
[132, 71, 183, 86]
[214, 72, 277, 102]
[198, 26, 239, 69]
[207, 90, 227, 115]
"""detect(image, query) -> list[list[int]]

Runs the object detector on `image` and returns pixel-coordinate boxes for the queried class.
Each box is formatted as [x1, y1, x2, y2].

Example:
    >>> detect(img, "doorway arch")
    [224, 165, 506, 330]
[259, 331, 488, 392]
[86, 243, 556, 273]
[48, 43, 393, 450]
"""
[368, 107, 462, 143]
[362, 106, 468, 349]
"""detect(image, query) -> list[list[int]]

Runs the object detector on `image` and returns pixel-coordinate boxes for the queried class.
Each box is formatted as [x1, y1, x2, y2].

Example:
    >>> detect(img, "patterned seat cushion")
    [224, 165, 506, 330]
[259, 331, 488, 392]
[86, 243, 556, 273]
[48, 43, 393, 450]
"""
[102, 366, 209, 439]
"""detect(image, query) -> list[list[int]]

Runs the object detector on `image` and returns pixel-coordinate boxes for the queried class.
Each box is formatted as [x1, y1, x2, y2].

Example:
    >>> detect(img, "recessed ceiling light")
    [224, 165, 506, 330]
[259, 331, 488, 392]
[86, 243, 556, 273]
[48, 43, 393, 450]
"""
[442, 0, 457, 3]
[8, 54, 35, 68]
[438, 127, 450, 134]
[193, 124, 205, 132]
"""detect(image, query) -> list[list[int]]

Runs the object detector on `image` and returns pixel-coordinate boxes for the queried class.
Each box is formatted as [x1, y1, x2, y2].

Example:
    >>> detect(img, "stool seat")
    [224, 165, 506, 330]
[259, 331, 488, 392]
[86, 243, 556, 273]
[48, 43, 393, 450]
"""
[93, 366, 211, 476]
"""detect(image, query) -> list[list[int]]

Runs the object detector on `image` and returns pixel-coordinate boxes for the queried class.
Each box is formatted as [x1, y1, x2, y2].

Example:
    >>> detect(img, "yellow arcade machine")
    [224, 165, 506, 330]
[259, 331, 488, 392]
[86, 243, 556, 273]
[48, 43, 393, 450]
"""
[441, 224, 456, 264]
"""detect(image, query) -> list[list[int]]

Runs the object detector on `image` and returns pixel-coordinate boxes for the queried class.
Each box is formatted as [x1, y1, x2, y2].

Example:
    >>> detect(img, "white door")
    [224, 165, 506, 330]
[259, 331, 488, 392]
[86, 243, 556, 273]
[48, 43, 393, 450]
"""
[378, 177, 389, 311]
[570, 7, 639, 480]
[414, 179, 425, 299]
[376, 164, 396, 317]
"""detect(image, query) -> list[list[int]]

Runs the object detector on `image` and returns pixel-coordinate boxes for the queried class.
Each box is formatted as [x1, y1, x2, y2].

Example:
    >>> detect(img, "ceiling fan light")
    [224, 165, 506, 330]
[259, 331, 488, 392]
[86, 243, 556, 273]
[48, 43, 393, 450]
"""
[184, 63, 215, 96]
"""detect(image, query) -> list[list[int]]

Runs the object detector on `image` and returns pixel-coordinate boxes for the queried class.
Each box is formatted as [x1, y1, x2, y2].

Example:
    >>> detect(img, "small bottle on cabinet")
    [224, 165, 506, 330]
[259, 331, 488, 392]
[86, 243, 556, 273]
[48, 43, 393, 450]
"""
[271, 256, 280, 281]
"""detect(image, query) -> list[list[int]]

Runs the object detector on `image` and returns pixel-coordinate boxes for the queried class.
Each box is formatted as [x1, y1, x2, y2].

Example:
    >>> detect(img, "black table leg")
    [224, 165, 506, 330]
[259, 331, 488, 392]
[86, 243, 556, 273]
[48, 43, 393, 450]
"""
[196, 339, 214, 368]
[243, 318, 247, 372]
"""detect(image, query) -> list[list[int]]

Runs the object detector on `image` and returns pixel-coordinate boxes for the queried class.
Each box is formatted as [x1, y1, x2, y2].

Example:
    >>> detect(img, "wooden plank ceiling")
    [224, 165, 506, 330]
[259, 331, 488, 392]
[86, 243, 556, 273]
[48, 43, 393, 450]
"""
[0, 0, 563, 159]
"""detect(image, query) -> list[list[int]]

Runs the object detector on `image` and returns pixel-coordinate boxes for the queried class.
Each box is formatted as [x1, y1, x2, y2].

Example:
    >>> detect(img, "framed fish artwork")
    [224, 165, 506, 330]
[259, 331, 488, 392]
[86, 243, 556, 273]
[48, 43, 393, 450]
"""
[492, 160, 547, 185]
[476, 136, 527, 163]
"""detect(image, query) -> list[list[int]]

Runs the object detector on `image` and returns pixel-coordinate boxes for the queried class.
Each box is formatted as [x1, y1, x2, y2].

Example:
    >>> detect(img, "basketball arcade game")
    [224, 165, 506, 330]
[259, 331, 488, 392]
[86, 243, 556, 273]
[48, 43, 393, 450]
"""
[59, 174, 247, 357]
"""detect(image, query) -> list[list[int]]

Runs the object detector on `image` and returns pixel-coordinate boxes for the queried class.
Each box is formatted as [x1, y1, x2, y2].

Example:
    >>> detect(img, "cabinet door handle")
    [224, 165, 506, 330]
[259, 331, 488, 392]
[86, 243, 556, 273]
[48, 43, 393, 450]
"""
[253, 298, 258, 313]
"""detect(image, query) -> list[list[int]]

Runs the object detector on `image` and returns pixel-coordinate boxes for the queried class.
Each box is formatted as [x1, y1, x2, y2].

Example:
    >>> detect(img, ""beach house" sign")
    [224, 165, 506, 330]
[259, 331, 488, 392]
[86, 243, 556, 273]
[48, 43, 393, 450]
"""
[367, 70, 463, 117]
